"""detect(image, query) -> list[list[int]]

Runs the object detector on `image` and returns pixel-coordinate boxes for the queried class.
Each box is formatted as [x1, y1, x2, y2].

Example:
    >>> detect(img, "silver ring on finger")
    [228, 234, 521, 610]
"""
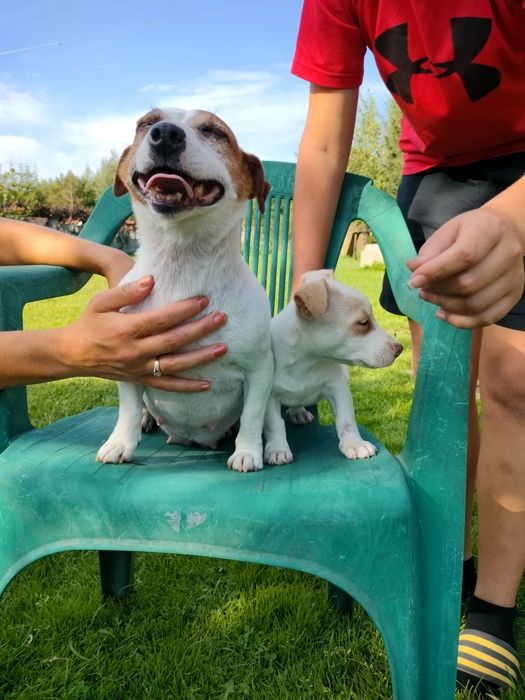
[153, 358, 162, 378]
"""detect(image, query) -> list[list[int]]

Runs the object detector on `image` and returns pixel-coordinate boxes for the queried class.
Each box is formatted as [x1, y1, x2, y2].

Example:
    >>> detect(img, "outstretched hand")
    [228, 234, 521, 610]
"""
[407, 209, 525, 328]
[59, 275, 227, 390]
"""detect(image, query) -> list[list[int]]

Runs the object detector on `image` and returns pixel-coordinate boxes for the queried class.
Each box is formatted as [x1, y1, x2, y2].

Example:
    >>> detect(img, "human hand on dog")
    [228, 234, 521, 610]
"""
[407, 208, 525, 329]
[60, 275, 227, 390]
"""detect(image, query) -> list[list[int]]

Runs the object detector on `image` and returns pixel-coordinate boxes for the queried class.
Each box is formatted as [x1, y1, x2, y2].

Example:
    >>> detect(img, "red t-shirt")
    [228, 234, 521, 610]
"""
[292, 0, 525, 174]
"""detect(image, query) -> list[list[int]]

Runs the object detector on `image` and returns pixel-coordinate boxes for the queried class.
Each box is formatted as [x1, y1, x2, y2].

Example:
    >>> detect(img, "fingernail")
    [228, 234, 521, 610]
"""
[198, 296, 209, 309]
[436, 309, 446, 320]
[138, 275, 153, 288]
[409, 274, 425, 289]
[212, 312, 226, 325]
[200, 382, 211, 390]
[213, 343, 227, 357]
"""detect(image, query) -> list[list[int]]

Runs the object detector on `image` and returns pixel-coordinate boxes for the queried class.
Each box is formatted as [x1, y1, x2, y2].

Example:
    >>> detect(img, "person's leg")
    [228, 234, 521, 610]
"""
[457, 324, 525, 695]
[476, 324, 525, 607]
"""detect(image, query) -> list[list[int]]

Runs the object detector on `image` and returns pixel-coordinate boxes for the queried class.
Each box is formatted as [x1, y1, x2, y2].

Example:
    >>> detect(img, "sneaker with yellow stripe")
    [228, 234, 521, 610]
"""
[457, 628, 520, 692]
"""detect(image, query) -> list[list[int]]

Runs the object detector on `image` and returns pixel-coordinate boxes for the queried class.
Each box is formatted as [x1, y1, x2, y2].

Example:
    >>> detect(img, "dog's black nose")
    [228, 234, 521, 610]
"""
[148, 121, 186, 156]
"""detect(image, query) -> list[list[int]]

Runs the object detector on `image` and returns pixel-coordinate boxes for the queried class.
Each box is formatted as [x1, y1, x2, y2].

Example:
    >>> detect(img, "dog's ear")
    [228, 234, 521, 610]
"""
[243, 153, 271, 213]
[300, 269, 335, 285]
[113, 147, 131, 197]
[294, 278, 329, 319]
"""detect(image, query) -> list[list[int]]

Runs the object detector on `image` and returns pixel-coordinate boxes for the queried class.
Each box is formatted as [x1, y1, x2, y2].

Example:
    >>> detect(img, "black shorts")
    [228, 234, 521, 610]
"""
[379, 151, 525, 331]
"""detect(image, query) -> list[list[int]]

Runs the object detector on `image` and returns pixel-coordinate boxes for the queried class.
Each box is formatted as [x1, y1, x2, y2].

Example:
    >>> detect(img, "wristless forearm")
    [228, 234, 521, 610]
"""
[0, 218, 131, 282]
[292, 148, 348, 290]
[0, 327, 75, 388]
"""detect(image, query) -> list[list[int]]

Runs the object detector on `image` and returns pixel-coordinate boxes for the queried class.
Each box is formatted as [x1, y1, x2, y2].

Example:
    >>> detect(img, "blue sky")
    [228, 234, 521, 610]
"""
[1, 0, 388, 179]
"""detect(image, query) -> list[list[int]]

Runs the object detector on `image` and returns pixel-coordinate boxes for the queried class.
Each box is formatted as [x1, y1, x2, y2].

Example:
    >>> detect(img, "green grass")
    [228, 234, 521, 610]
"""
[1, 259, 523, 699]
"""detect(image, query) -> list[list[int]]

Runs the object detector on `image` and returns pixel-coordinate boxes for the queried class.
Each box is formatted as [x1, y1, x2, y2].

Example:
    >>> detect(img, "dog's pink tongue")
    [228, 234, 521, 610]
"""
[145, 173, 194, 198]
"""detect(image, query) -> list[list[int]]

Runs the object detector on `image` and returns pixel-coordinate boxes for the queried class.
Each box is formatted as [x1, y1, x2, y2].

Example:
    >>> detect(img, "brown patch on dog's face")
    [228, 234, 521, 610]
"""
[328, 286, 374, 335]
[188, 111, 270, 213]
[350, 311, 373, 335]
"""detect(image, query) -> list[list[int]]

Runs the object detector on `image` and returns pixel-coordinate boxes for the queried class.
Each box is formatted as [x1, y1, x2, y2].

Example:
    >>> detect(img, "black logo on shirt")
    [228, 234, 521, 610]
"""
[375, 17, 501, 104]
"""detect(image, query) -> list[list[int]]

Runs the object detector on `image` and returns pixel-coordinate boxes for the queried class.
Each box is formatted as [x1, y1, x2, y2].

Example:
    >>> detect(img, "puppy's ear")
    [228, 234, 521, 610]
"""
[300, 269, 335, 285]
[243, 152, 271, 213]
[113, 147, 131, 197]
[294, 279, 329, 319]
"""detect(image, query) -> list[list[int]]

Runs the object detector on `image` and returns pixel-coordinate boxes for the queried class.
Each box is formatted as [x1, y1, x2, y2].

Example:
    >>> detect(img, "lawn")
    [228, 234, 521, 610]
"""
[0, 258, 522, 699]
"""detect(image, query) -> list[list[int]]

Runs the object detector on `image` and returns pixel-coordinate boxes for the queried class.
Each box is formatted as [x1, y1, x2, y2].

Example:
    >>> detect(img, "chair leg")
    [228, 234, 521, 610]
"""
[327, 581, 355, 617]
[98, 550, 135, 599]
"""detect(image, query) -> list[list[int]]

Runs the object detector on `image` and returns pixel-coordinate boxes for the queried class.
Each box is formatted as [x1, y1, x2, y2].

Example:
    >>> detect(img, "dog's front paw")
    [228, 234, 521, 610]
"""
[286, 406, 315, 425]
[339, 436, 377, 460]
[227, 449, 264, 472]
[264, 442, 294, 465]
[96, 437, 138, 464]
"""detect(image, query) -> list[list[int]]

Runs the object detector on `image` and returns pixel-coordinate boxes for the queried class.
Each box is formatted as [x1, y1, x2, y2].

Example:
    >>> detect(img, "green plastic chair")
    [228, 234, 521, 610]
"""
[0, 161, 470, 699]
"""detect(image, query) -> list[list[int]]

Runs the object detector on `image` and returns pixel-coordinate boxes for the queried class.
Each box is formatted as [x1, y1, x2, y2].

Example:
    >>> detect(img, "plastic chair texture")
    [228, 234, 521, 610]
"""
[0, 162, 470, 700]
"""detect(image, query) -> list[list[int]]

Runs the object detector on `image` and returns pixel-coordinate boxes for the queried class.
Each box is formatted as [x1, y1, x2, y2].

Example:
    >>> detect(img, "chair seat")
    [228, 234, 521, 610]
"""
[0, 407, 414, 603]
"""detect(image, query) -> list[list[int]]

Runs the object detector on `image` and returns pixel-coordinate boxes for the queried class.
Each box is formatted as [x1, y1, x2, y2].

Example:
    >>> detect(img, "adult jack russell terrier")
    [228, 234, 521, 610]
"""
[96, 108, 273, 472]
[263, 270, 403, 465]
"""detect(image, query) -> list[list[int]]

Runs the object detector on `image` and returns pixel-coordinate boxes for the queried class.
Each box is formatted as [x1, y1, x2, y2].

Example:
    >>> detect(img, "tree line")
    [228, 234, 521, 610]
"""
[0, 151, 119, 221]
[0, 96, 402, 221]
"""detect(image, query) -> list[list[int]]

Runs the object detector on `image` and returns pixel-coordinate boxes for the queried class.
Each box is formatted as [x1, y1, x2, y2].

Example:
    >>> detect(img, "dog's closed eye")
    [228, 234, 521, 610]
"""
[198, 122, 228, 140]
[136, 111, 163, 131]
[353, 317, 372, 334]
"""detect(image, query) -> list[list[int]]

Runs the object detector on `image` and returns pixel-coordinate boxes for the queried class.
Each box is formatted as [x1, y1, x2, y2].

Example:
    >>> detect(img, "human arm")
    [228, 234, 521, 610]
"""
[0, 275, 227, 390]
[0, 217, 133, 287]
[292, 85, 359, 291]
[407, 174, 525, 328]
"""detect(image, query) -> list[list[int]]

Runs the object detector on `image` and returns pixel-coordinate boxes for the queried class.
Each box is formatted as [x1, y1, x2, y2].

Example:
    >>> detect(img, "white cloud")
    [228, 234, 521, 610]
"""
[0, 83, 48, 124]
[0, 135, 43, 169]
[138, 68, 308, 161]
[61, 114, 136, 156]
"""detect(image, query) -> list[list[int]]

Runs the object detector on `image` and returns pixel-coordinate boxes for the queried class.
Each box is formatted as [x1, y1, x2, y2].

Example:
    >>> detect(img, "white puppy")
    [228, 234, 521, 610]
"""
[263, 270, 403, 465]
[96, 108, 273, 472]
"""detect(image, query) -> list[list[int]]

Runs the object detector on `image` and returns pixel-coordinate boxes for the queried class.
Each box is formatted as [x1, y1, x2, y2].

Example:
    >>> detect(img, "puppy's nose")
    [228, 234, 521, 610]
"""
[149, 121, 186, 156]
[392, 341, 403, 358]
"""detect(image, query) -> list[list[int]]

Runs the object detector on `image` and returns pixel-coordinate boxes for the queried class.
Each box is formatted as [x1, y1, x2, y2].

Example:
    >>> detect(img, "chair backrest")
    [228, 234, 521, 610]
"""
[242, 161, 374, 317]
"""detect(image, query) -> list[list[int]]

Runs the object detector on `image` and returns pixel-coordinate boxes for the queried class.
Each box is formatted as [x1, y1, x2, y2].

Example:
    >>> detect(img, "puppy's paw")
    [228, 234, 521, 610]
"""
[339, 436, 377, 460]
[286, 406, 315, 425]
[96, 438, 138, 464]
[227, 449, 264, 472]
[264, 442, 294, 465]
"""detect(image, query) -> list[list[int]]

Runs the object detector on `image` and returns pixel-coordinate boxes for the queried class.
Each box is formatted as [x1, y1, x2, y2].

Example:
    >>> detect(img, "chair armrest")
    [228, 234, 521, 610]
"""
[0, 187, 132, 330]
[351, 182, 471, 490]
[0, 265, 94, 449]
[0, 188, 133, 449]
[0, 266, 91, 329]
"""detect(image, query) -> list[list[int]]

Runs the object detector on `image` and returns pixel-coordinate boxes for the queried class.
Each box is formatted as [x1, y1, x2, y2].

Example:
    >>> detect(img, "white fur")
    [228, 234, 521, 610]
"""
[263, 270, 403, 465]
[96, 108, 273, 472]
